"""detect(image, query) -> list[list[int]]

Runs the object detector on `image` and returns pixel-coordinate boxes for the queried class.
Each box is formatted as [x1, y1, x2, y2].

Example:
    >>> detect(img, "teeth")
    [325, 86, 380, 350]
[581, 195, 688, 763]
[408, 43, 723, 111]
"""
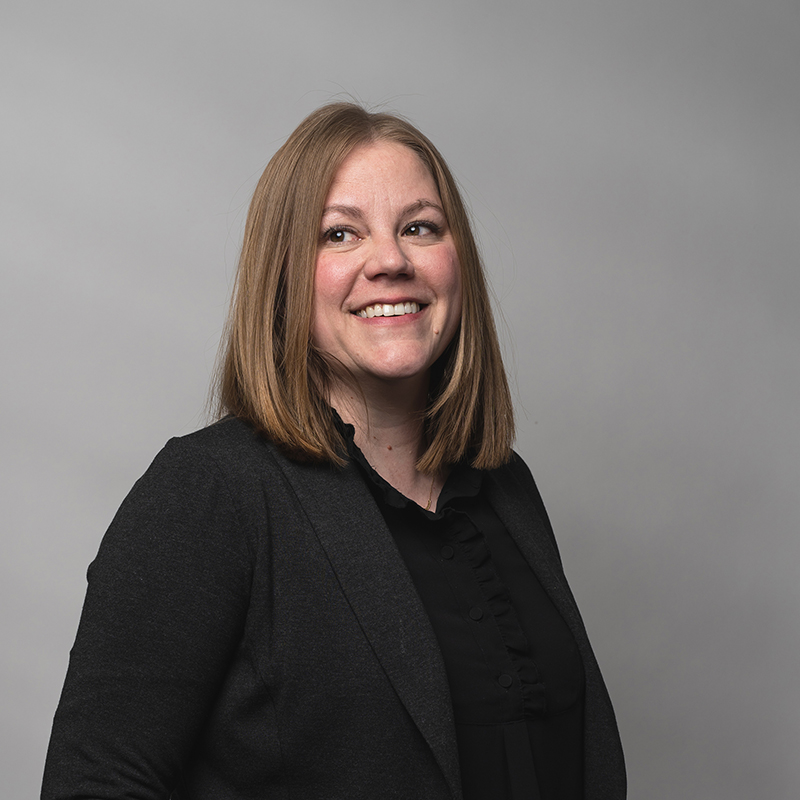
[356, 302, 420, 318]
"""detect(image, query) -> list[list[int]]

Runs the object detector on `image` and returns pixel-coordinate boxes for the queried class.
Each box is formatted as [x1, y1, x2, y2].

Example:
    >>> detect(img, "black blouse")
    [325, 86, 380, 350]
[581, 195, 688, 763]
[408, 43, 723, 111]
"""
[346, 431, 585, 800]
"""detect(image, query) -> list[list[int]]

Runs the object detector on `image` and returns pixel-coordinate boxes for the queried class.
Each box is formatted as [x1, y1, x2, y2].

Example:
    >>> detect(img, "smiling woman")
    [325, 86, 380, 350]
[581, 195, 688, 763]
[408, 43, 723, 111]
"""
[41, 103, 626, 800]
[217, 104, 513, 477]
[313, 142, 463, 387]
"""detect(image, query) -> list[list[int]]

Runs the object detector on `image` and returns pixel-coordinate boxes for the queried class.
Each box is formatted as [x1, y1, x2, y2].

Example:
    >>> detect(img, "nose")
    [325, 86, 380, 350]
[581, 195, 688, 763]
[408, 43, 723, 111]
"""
[364, 233, 414, 280]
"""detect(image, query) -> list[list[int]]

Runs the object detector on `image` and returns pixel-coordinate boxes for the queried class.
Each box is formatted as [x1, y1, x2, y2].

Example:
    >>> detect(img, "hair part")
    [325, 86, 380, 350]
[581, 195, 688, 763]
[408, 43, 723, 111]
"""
[213, 102, 514, 471]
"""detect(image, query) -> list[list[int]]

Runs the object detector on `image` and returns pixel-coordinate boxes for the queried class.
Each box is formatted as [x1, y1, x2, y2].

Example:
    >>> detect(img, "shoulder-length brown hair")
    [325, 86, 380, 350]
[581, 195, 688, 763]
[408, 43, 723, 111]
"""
[214, 102, 514, 471]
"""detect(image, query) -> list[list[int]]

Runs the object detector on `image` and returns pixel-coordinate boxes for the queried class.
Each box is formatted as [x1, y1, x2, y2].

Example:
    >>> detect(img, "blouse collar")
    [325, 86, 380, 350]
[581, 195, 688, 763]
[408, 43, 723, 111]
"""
[333, 411, 483, 515]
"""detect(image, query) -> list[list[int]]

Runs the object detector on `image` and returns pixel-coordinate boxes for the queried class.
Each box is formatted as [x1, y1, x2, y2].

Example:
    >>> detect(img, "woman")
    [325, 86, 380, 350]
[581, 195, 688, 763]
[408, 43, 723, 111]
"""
[42, 103, 625, 800]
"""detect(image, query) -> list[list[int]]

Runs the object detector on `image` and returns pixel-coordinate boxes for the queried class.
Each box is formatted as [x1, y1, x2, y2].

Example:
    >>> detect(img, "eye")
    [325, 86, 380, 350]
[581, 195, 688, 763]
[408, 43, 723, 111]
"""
[322, 227, 359, 245]
[403, 221, 440, 237]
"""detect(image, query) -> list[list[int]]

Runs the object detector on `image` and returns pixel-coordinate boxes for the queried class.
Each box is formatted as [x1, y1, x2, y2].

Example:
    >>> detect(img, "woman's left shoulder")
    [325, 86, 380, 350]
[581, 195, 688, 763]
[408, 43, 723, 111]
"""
[485, 450, 540, 493]
[482, 451, 559, 553]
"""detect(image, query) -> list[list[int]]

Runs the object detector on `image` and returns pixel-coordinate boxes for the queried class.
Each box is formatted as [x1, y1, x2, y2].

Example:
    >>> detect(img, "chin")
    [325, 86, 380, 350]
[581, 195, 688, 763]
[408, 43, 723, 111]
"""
[368, 367, 428, 383]
[357, 359, 434, 385]
[353, 347, 438, 381]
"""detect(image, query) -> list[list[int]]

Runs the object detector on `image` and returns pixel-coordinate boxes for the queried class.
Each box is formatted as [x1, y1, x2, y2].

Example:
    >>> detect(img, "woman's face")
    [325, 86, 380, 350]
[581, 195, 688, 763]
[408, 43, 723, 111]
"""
[312, 141, 462, 391]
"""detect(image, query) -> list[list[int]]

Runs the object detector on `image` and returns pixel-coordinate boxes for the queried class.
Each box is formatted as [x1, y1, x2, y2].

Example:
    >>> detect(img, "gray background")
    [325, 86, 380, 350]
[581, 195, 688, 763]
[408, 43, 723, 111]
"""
[2, 1, 798, 797]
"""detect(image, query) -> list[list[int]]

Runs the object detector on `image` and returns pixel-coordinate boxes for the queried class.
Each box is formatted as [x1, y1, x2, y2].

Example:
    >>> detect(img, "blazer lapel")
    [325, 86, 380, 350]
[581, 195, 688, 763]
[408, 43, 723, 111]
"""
[483, 468, 590, 650]
[275, 456, 462, 799]
[484, 464, 628, 798]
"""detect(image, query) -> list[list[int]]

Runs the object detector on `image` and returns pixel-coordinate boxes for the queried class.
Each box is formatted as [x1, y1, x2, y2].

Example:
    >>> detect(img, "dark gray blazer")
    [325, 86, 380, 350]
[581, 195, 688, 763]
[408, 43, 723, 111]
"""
[42, 416, 625, 800]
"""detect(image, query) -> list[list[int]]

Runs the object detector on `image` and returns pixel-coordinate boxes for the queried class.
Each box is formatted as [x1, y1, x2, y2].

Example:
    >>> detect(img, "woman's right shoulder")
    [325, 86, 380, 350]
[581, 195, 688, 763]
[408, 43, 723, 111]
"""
[110, 417, 294, 555]
[159, 415, 274, 464]
[140, 416, 287, 491]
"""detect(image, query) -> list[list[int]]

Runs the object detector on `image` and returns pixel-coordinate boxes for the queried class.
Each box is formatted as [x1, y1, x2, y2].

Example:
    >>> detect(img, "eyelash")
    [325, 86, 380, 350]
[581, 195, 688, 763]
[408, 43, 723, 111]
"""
[320, 220, 441, 244]
[321, 226, 357, 244]
[404, 220, 441, 237]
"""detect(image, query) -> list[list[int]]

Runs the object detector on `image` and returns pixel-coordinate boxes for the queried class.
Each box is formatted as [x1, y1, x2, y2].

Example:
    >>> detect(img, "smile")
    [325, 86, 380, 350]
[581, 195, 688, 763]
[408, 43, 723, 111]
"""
[354, 302, 422, 318]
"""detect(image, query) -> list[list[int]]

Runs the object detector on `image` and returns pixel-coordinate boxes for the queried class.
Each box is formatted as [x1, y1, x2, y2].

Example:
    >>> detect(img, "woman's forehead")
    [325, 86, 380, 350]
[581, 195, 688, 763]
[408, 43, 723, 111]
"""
[324, 141, 440, 208]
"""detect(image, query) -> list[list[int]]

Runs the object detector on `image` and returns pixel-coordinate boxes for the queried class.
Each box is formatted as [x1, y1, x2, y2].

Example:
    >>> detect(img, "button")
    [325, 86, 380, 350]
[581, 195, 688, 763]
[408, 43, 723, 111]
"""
[440, 545, 454, 560]
[469, 606, 484, 621]
[498, 673, 513, 688]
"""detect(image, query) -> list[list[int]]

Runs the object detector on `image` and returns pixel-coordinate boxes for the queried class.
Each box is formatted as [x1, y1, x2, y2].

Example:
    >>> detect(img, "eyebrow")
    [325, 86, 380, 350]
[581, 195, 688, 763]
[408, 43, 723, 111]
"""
[403, 199, 444, 217]
[321, 199, 445, 218]
[321, 204, 364, 219]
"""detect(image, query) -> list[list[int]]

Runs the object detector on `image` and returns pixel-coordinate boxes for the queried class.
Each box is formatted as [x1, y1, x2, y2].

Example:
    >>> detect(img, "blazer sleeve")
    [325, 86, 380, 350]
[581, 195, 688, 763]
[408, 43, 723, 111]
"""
[41, 437, 254, 800]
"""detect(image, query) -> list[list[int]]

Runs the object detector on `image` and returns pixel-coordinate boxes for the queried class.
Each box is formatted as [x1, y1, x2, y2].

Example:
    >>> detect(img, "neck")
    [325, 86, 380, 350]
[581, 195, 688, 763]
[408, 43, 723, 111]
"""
[329, 375, 444, 509]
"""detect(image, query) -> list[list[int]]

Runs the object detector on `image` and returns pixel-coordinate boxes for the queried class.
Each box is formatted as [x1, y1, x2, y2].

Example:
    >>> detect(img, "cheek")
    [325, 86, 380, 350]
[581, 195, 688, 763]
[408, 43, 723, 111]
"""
[313, 255, 352, 303]
[311, 255, 354, 350]
[312, 255, 331, 304]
